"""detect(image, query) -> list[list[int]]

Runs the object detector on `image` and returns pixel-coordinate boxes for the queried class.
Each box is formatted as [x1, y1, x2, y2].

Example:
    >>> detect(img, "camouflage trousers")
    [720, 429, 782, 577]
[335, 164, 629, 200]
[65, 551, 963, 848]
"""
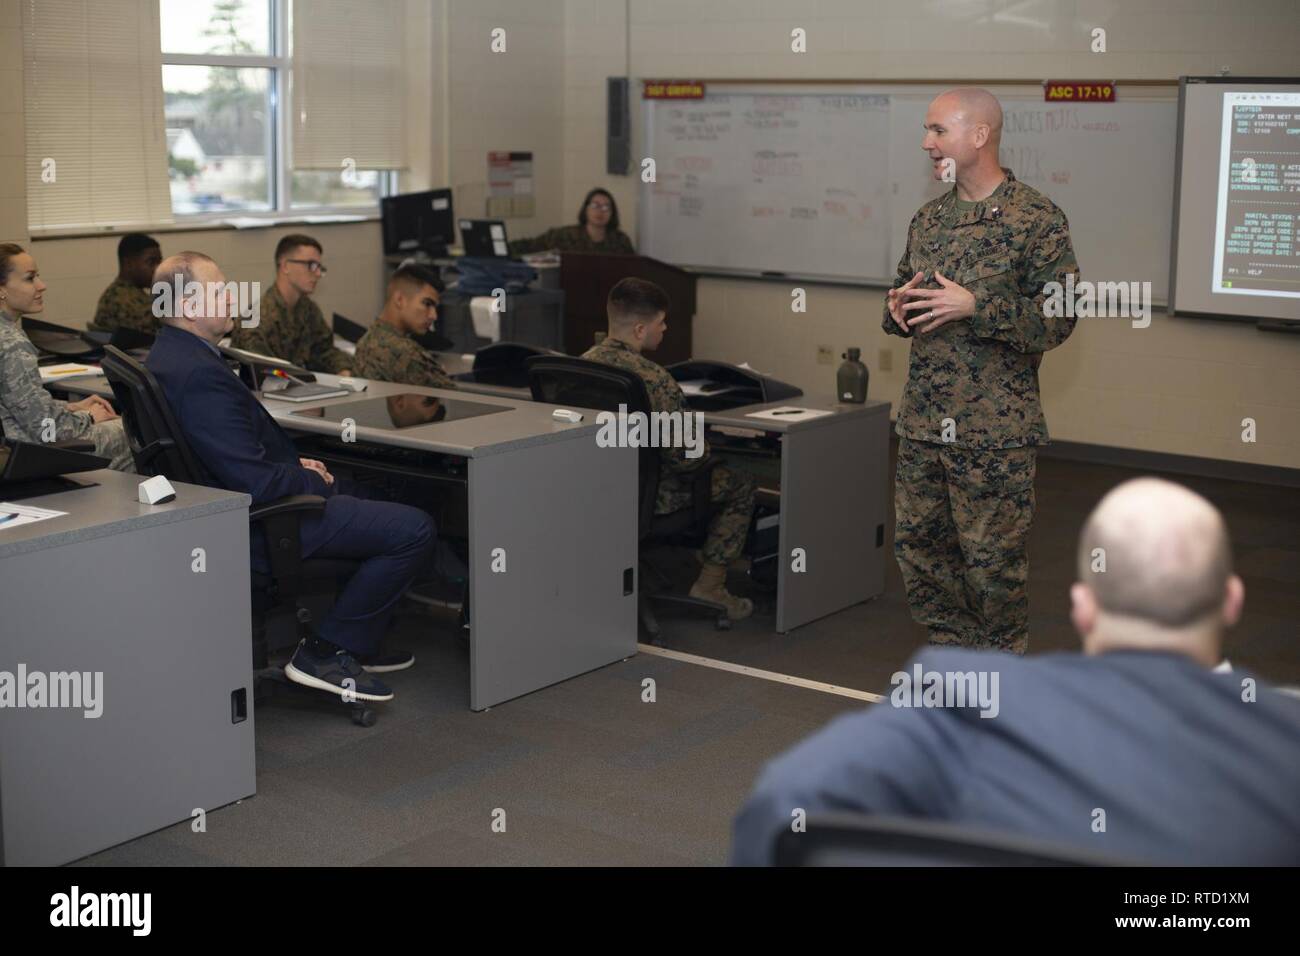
[702, 463, 756, 564]
[91, 419, 136, 473]
[657, 461, 755, 565]
[894, 438, 1035, 654]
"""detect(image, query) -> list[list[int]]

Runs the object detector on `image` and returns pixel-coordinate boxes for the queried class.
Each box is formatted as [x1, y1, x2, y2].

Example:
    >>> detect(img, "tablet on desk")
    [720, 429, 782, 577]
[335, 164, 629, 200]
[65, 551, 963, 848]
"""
[290, 394, 510, 429]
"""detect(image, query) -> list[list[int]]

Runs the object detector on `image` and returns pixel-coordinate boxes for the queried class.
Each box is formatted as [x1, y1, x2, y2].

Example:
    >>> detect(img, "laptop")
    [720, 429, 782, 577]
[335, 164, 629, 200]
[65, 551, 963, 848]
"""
[459, 219, 510, 258]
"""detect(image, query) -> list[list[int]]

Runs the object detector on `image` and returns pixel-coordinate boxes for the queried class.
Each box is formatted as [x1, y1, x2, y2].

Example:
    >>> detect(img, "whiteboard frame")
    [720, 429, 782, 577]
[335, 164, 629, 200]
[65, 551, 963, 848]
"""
[638, 80, 1179, 292]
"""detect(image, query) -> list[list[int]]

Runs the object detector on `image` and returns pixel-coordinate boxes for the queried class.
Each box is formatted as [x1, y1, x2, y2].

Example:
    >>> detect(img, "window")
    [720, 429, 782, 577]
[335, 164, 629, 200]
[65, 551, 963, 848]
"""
[159, 0, 391, 219]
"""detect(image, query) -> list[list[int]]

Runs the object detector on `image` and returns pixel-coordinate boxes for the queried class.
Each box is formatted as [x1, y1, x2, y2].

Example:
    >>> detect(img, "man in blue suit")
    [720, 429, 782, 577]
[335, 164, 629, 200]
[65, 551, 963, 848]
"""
[731, 477, 1300, 865]
[146, 252, 436, 704]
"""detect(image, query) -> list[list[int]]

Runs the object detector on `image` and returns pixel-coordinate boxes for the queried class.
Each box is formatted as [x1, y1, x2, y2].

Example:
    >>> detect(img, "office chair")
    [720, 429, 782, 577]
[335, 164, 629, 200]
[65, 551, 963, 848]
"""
[774, 813, 1133, 866]
[100, 346, 378, 727]
[526, 355, 733, 638]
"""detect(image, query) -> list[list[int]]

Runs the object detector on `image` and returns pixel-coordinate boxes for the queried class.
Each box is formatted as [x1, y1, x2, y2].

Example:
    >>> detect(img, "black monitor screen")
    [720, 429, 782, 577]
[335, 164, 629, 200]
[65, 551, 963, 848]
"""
[290, 394, 508, 429]
[381, 189, 454, 255]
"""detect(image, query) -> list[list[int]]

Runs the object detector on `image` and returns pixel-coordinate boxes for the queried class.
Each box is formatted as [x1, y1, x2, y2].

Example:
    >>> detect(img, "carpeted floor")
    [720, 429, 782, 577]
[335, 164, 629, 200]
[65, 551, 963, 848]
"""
[76, 444, 1299, 866]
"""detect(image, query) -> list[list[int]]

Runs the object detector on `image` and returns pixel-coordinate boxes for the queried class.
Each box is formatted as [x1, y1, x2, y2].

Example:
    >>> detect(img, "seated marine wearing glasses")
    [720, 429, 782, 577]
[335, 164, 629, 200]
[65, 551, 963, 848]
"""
[231, 233, 353, 376]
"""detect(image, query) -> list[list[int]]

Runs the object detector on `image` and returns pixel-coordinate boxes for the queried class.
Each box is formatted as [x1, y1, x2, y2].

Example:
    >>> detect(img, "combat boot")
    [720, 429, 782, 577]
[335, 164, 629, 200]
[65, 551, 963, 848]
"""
[689, 562, 753, 621]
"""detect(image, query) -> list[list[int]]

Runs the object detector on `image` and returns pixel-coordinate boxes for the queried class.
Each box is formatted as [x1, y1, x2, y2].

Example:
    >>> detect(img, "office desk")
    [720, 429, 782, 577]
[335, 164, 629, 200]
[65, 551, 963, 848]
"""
[704, 398, 891, 633]
[426, 358, 891, 633]
[261, 377, 638, 711]
[51, 364, 884, 633]
[0, 469, 255, 865]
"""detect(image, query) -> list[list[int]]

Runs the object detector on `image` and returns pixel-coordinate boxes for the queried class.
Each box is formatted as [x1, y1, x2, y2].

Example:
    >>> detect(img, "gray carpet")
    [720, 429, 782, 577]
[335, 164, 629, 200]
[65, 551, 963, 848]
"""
[75, 447, 1299, 866]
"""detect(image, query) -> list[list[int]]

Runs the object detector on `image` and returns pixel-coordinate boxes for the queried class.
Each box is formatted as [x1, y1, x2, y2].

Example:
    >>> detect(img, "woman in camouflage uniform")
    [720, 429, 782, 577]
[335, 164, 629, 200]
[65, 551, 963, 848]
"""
[508, 188, 635, 255]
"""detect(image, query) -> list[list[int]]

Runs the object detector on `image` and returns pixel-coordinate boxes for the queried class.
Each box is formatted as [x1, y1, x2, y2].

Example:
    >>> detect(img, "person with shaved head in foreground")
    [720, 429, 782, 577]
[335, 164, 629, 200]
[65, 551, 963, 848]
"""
[731, 478, 1300, 865]
[885, 87, 1081, 655]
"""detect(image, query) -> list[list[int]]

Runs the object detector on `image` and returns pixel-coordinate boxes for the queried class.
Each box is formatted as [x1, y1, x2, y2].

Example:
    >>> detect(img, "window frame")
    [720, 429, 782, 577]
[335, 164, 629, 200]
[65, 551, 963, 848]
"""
[160, 0, 395, 225]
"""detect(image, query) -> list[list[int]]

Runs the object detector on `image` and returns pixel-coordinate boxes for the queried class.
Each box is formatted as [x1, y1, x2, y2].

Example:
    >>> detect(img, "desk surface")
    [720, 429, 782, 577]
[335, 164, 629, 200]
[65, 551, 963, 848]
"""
[436, 351, 889, 432]
[262, 373, 598, 458]
[52, 358, 890, 437]
[0, 468, 249, 559]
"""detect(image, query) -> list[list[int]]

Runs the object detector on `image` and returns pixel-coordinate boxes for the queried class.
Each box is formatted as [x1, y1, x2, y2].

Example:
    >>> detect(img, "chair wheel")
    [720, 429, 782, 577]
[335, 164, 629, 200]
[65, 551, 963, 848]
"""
[715, 617, 732, 631]
[351, 705, 376, 727]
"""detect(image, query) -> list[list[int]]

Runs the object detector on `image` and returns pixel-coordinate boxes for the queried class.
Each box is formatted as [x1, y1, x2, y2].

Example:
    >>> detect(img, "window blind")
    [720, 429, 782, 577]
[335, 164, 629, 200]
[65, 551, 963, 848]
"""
[22, 0, 173, 232]
[291, 0, 406, 171]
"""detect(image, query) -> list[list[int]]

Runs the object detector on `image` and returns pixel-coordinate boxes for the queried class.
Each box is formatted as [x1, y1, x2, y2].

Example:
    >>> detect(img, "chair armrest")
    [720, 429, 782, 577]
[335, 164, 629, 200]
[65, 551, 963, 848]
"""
[52, 439, 96, 454]
[250, 495, 328, 584]
[687, 459, 720, 528]
[249, 495, 329, 522]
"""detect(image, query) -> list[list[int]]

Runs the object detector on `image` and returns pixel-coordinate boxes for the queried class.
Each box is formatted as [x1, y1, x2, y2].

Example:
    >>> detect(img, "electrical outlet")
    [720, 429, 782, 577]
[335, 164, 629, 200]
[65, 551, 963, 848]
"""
[816, 345, 833, 365]
[878, 348, 893, 372]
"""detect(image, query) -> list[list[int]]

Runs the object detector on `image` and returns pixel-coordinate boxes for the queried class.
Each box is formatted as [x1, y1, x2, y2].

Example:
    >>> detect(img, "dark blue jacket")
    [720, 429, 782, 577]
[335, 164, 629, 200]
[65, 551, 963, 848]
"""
[145, 324, 331, 504]
[732, 647, 1300, 866]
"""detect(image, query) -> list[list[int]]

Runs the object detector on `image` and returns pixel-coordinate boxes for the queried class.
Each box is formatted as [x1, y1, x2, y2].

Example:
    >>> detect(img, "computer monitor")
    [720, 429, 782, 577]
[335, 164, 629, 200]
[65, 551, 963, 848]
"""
[459, 219, 510, 258]
[381, 189, 455, 256]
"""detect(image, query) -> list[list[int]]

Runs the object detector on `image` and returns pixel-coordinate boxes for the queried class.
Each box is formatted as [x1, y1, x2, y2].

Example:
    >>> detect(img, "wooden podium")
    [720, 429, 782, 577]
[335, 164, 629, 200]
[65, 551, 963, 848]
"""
[558, 253, 696, 364]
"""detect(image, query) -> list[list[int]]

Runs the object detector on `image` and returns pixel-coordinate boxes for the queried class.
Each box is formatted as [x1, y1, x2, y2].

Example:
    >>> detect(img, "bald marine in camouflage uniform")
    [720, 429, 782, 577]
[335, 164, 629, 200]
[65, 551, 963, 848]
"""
[884, 88, 1079, 654]
[583, 277, 755, 620]
[0, 243, 133, 471]
[231, 234, 353, 374]
[353, 262, 457, 390]
[89, 233, 162, 334]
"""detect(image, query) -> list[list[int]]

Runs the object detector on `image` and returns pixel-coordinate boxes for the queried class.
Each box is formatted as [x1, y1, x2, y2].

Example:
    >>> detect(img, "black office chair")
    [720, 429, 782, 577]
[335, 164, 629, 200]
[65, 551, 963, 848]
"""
[774, 813, 1132, 866]
[526, 355, 732, 638]
[100, 346, 378, 726]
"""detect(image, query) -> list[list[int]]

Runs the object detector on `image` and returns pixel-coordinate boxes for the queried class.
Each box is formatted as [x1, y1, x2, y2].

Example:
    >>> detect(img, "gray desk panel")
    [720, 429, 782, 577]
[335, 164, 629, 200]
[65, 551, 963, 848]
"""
[0, 470, 251, 559]
[0, 489, 254, 865]
[468, 439, 638, 710]
[776, 408, 890, 632]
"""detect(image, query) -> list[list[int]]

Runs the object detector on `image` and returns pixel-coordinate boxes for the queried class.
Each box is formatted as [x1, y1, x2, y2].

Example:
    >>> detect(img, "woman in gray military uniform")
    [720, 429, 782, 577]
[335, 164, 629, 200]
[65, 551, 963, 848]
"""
[0, 243, 133, 471]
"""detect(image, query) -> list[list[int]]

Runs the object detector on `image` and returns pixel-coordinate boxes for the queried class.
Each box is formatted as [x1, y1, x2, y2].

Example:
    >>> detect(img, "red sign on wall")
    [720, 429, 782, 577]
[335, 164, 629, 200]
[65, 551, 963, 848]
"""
[1044, 81, 1116, 102]
[643, 80, 705, 99]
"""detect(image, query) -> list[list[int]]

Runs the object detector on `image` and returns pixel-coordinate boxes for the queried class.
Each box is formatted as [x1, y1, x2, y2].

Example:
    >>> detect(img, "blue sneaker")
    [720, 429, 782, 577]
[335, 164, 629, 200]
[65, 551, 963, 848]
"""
[357, 649, 415, 673]
[285, 641, 394, 702]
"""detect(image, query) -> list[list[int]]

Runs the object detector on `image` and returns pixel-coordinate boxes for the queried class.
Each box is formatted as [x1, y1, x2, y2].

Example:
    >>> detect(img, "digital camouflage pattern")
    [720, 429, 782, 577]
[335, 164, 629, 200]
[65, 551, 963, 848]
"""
[352, 320, 457, 390]
[886, 168, 1078, 654]
[231, 281, 352, 374]
[509, 224, 635, 256]
[89, 277, 158, 334]
[0, 312, 133, 470]
[883, 168, 1079, 450]
[583, 337, 754, 564]
[894, 438, 1035, 654]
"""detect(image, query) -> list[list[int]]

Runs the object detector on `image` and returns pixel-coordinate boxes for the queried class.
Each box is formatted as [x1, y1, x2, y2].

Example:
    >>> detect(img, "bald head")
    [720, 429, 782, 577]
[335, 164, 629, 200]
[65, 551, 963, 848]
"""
[922, 88, 1005, 188]
[1077, 478, 1233, 629]
[932, 88, 1004, 144]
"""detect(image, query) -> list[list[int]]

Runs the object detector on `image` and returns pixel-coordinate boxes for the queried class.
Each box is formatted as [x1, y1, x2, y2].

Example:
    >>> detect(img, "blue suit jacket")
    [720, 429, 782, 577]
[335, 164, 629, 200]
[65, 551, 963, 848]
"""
[731, 647, 1300, 866]
[145, 325, 332, 505]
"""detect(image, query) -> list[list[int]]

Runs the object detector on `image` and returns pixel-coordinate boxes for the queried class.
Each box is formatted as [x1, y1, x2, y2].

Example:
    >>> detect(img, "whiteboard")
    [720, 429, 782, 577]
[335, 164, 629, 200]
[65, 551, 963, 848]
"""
[888, 92, 1178, 301]
[640, 87, 893, 282]
[640, 84, 1178, 297]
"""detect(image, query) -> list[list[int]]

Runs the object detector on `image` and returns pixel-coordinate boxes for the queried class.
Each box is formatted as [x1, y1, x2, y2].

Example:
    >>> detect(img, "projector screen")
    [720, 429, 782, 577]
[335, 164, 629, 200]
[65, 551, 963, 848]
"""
[1171, 77, 1300, 325]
